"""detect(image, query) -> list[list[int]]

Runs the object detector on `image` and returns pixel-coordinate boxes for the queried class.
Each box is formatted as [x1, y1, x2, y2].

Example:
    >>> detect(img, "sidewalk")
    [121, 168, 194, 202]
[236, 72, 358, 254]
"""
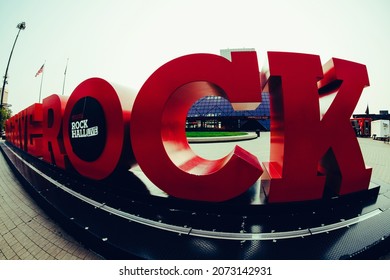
[358, 137, 390, 186]
[0, 141, 103, 260]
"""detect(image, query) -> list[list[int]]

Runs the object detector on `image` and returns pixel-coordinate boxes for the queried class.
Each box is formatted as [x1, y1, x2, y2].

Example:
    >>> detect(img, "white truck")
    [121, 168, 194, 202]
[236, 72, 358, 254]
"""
[371, 119, 390, 140]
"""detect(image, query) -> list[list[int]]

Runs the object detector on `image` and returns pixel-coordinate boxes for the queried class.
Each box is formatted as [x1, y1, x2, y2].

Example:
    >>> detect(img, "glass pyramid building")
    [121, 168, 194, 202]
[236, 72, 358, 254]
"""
[186, 91, 270, 131]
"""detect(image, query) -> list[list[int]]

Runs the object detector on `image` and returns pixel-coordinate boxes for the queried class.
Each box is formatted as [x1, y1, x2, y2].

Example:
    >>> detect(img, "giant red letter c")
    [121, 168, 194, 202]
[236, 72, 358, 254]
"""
[131, 52, 263, 202]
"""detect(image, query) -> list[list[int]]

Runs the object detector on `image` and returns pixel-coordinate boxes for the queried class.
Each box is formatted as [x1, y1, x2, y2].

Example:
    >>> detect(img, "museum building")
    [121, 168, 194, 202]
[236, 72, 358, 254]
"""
[186, 91, 271, 131]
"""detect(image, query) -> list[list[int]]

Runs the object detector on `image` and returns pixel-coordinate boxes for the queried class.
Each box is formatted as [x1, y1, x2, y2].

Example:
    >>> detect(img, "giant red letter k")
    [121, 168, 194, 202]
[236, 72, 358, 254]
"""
[262, 52, 372, 203]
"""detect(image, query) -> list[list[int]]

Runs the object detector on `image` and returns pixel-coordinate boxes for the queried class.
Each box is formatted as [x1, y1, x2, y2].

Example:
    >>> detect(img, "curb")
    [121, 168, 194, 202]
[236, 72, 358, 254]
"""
[187, 132, 258, 143]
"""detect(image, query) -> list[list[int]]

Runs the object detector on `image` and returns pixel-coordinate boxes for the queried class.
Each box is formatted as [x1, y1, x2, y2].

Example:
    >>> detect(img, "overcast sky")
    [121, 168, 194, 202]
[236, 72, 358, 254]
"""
[1, 0, 389, 114]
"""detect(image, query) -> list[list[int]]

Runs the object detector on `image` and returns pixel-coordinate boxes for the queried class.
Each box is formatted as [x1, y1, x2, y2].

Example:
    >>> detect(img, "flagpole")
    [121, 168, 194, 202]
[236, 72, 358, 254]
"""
[38, 61, 45, 103]
[62, 58, 69, 95]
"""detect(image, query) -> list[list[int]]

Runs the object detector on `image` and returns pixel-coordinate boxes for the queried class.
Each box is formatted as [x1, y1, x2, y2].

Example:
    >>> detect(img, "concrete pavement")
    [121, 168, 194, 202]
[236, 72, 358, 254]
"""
[0, 142, 103, 260]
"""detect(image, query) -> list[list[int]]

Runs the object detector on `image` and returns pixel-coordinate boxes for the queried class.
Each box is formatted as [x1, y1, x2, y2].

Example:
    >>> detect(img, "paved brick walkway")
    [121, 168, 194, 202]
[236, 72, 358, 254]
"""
[357, 137, 390, 260]
[358, 137, 390, 186]
[0, 143, 102, 260]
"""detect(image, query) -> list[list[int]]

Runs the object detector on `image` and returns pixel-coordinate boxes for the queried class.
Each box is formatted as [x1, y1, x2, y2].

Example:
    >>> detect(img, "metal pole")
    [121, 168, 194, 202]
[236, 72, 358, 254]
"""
[38, 63, 45, 103]
[62, 58, 69, 95]
[0, 22, 26, 108]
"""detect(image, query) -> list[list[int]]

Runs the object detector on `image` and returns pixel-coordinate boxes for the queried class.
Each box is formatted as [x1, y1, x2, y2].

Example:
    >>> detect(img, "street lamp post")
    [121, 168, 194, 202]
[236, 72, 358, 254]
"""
[0, 22, 26, 109]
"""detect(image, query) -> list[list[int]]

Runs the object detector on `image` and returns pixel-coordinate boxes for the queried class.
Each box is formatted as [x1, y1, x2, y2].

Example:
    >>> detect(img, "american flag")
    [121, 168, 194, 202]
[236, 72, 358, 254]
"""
[35, 64, 44, 77]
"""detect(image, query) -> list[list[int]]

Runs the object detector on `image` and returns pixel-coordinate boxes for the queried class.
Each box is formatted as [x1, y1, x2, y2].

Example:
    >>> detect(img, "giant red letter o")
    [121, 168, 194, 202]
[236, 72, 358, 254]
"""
[63, 78, 137, 180]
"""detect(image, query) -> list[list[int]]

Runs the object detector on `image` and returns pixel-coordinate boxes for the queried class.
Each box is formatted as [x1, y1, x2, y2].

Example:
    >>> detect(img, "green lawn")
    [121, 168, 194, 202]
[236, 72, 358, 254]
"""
[185, 131, 248, 137]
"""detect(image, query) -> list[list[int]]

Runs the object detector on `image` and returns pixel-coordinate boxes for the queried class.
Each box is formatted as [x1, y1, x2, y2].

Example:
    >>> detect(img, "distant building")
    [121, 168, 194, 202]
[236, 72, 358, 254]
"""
[0, 87, 9, 106]
[353, 110, 390, 121]
[186, 92, 271, 131]
[219, 48, 256, 61]
[351, 110, 390, 137]
[186, 49, 270, 131]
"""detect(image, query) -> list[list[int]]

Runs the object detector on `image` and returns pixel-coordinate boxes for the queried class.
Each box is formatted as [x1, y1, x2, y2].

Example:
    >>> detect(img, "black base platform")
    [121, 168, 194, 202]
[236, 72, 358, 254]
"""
[1, 142, 390, 259]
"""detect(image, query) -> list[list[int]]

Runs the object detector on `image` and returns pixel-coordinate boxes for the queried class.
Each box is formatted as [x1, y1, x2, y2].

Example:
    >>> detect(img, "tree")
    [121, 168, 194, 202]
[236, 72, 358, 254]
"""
[0, 106, 12, 131]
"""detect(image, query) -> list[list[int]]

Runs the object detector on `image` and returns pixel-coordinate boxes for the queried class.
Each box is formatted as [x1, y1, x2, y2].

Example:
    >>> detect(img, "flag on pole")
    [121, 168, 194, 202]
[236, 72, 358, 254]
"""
[35, 64, 44, 77]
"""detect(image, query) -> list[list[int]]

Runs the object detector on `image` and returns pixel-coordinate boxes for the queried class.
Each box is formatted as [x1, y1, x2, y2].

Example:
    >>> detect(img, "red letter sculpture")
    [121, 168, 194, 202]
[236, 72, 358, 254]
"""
[25, 103, 43, 157]
[62, 78, 137, 180]
[131, 52, 263, 202]
[261, 52, 372, 203]
[42, 94, 69, 169]
[4, 50, 373, 204]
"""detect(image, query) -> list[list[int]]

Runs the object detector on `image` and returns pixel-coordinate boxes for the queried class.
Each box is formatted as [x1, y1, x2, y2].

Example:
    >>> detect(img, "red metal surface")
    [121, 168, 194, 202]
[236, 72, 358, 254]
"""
[42, 94, 69, 169]
[26, 103, 43, 157]
[62, 78, 137, 180]
[261, 52, 372, 203]
[131, 52, 263, 202]
[4, 103, 43, 156]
